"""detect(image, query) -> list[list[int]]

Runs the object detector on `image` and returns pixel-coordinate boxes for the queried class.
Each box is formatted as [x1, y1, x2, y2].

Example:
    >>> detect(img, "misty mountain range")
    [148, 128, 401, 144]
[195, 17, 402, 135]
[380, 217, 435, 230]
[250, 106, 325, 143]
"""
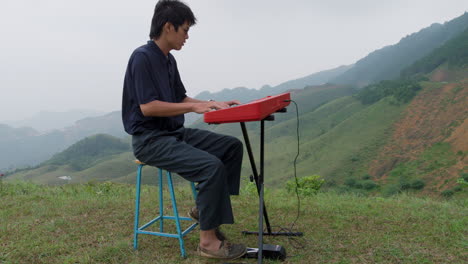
[1, 12, 467, 172]
[1, 109, 105, 132]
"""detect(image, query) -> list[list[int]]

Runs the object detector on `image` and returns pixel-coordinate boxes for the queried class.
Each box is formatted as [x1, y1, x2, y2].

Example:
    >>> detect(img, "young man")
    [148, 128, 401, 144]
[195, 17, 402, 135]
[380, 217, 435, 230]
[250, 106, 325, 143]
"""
[122, 0, 246, 260]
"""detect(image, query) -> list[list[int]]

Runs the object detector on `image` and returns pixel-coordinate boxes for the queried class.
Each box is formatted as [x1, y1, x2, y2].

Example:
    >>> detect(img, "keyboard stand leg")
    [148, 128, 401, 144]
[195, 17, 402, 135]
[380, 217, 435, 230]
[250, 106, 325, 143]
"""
[240, 122, 272, 234]
[240, 120, 303, 264]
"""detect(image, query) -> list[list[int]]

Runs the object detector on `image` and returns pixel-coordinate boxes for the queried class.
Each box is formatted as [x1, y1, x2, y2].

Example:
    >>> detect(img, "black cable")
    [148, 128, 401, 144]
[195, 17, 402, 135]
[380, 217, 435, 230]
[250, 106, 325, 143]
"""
[275, 99, 308, 251]
[288, 100, 301, 230]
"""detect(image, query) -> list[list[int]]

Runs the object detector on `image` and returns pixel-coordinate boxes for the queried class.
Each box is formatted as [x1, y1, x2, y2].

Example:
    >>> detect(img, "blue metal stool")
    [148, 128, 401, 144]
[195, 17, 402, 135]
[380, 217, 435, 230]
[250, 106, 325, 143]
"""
[133, 160, 198, 258]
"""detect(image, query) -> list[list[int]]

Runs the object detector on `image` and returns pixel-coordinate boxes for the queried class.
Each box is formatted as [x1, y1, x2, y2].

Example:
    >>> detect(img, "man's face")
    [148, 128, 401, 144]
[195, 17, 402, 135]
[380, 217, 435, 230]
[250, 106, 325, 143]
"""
[167, 21, 190, 51]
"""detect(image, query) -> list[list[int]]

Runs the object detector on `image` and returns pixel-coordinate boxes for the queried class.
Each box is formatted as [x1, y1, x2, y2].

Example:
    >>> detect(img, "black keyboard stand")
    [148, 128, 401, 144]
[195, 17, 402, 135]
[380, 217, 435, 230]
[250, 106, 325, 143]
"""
[239, 110, 303, 264]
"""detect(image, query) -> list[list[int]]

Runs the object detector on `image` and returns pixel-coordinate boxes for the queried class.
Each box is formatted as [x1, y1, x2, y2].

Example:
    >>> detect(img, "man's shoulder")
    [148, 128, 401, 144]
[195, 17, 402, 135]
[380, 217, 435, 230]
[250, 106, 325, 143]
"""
[132, 44, 151, 57]
[130, 42, 165, 66]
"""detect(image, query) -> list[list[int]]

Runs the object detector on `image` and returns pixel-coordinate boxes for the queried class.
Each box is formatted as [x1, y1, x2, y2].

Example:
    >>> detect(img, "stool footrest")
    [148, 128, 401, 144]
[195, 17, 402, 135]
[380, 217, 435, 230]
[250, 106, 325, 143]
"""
[137, 222, 198, 238]
[139, 216, 194, 230]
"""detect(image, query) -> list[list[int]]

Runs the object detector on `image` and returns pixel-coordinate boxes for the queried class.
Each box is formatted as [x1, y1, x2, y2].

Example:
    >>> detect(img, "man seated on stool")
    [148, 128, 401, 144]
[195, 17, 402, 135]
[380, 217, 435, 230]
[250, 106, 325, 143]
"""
[121, 0, 246, 260]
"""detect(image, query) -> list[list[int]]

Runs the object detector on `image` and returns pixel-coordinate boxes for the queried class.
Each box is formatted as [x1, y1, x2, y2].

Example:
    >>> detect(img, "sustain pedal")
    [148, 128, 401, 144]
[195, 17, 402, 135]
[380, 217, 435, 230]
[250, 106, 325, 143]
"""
[243, 244, 287, 260]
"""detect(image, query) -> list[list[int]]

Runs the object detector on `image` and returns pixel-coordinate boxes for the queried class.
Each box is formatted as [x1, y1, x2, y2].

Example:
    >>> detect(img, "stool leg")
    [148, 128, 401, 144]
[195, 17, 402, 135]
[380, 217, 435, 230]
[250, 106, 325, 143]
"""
[134, 164, 144, 250]
[166, 171, 187, 258]
[158, 168, 164, 232]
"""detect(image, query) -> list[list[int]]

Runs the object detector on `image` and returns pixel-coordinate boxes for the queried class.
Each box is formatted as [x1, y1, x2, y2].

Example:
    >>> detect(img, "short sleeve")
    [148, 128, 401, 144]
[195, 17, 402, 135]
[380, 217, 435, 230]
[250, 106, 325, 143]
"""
[131, 52, 160, 105]
[172, 58, 187, 101]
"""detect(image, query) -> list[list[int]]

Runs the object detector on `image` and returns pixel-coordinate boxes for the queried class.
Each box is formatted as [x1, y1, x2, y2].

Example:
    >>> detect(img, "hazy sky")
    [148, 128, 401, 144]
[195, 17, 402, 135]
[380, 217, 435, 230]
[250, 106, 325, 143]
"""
[0, 0, 467, 121]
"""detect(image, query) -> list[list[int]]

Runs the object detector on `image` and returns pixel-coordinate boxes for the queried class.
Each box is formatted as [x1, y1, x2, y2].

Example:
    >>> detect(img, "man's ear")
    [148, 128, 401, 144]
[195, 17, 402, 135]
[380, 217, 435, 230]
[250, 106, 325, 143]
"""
[163, 22, 174, 33]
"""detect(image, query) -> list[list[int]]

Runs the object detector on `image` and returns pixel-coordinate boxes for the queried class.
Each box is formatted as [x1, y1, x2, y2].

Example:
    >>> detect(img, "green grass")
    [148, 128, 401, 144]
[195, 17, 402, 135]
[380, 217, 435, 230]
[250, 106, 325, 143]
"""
[1, 181, 467, 263]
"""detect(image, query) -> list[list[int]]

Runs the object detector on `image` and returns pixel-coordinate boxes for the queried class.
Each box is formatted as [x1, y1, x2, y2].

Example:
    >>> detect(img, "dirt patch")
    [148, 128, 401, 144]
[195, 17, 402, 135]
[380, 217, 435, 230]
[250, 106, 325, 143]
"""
[368, 81, 468, 191]
[446, 117, 468, 152]
[431, 68, 449, 82]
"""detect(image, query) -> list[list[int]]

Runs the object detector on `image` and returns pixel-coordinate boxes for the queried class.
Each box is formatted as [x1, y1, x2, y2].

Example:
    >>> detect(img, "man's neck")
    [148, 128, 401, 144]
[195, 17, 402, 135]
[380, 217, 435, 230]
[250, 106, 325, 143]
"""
[153, 39, 170, 56]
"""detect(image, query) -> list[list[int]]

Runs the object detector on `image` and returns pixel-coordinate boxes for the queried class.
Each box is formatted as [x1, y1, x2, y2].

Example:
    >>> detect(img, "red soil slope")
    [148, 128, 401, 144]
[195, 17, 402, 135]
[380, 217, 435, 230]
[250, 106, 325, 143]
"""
[368, 75, 467, 193]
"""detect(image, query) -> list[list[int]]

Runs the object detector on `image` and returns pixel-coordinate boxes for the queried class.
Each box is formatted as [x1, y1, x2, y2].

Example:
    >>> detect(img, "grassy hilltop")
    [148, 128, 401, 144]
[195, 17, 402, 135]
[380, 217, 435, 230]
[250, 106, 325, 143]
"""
[1, 181, 467, 264]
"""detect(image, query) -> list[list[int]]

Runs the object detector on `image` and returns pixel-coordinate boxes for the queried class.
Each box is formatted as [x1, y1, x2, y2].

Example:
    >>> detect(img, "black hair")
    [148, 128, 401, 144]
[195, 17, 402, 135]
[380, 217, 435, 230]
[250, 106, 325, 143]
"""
[149, 0, 197, 40]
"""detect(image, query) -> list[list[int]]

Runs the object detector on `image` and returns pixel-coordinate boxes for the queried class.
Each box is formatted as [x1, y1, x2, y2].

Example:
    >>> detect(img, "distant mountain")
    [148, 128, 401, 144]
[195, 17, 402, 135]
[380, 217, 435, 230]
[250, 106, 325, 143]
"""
[0, 111, 125, 171]
[0, 124, 38, 141]
[401, 26, 468, 78]
[2, 109, 105, 132]
[194, 64, 353, 103]
[264, 65, 354, 95]
[63, 111, 126, 139]
[331, 12, 468, 87]
[184, 64, 353, 125]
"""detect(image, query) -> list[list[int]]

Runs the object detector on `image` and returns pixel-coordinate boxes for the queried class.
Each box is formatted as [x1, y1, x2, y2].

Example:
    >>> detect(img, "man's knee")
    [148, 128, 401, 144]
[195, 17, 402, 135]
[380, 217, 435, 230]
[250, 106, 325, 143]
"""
[226, 136, 243, 152]
[204, 156, 225, 172]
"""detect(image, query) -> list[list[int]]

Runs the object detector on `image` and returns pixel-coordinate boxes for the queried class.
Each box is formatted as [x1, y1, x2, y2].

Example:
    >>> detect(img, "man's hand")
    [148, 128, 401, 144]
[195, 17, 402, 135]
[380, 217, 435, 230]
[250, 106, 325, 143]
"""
[191, 100, 241, 114]
[191, 101, 226, 114]
[224, 100, 241, 106]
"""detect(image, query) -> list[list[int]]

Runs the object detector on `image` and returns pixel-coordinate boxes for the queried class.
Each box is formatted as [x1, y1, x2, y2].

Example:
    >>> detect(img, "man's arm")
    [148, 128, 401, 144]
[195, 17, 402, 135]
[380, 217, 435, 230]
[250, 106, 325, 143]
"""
[140, 97, 240, 117]
[140, 100, 195, 117]
[182, 96, 241, 107]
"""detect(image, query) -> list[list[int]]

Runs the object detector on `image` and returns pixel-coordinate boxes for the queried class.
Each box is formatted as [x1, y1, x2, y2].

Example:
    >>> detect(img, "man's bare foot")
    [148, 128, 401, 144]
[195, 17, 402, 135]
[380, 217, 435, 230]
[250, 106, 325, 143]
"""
[200, 229, 221, 251]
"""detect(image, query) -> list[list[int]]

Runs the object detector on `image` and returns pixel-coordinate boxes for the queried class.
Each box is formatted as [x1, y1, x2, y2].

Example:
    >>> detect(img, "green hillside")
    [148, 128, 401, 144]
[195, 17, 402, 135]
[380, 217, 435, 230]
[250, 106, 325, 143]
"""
[243, 96, 405, 188]
[7, 135, 132, 185]
[44, 134, 130, 170]
[7, 77, 466, 197]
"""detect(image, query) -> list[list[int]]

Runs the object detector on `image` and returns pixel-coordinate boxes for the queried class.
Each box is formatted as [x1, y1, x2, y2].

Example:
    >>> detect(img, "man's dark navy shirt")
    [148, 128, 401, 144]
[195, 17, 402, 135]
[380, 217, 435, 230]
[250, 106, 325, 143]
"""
[122, 41, 187, 135]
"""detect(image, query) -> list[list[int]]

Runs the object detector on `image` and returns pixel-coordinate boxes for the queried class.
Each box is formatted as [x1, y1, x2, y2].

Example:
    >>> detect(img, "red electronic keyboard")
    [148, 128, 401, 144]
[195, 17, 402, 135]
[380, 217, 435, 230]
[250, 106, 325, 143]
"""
[203, 92, 299, 263]
[204, 92, 291, 124]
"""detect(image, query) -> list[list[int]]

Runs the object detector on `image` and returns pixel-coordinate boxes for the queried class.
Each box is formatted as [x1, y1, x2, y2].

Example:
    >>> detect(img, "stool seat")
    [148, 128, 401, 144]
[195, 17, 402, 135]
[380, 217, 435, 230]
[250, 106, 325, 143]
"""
[133, 161, 198, 258]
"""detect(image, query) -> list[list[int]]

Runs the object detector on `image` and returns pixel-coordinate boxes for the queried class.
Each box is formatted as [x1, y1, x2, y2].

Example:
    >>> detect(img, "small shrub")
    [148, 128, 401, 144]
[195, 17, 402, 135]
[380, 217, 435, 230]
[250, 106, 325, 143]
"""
[400, 179, 411, 190]
[456, 177, 468, 188]
[354, 181, 364, 189]
[362, 174, 371, 180]
[323, 179, 337, 188]
[382, 184, 401, 197]
[461, 172, 468, 182]
[410, 179, 425, 190]
[242, 180, 258, 196]
[441, 189, 454, 198]
[286, 175, 324, 196]
[361, 180, 378, 190]
[344, 178, 356, 187]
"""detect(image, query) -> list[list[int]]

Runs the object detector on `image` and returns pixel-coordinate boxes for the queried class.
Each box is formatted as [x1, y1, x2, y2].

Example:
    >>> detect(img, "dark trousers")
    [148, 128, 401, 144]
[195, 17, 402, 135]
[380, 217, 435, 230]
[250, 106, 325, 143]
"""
[132, 127, 243, 230]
